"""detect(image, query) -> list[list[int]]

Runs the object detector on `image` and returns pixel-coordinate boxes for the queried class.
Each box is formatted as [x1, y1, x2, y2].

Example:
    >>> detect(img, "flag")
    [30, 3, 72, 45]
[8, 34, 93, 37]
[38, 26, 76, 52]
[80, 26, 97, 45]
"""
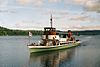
[29, 31, 32, 37]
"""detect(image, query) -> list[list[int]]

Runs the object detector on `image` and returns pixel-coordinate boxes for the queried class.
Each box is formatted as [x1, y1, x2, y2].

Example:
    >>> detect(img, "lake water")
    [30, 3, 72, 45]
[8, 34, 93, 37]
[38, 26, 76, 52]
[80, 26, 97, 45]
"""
[0, 35, 100, 67]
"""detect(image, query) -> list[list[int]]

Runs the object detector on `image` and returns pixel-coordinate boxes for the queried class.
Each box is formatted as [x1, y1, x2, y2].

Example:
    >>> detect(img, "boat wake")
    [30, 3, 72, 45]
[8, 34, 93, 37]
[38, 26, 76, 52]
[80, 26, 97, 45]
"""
[80, 36, 92, 46]
[81, 36, 92, 42]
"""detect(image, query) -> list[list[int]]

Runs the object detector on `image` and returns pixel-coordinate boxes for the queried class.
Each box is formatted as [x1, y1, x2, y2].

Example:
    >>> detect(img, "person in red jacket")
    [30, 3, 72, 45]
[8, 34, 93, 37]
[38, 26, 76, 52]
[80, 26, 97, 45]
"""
[68, 30, 72, 37]
[67, 30, 75, 42]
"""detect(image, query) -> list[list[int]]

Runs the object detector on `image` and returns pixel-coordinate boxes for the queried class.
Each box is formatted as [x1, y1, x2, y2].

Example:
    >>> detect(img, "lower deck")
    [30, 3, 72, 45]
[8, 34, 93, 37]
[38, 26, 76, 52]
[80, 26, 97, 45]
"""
[28, 41, 80, 53]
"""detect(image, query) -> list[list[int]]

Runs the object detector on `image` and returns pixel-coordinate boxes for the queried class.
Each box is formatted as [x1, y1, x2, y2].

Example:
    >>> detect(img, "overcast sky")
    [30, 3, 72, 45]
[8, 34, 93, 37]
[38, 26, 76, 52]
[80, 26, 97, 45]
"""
[0, 0, 100, 30]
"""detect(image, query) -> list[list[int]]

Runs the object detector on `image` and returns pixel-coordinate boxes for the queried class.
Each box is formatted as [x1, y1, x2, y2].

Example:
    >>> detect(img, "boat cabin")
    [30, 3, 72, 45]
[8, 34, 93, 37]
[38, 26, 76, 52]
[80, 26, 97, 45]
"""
[42, 27, 59, 40]
[59, 33, 67, 43]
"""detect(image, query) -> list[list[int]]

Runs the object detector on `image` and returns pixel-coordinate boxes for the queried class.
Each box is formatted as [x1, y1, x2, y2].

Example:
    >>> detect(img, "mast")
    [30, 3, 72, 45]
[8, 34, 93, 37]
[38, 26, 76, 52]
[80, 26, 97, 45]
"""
[50, 14, 53, 28]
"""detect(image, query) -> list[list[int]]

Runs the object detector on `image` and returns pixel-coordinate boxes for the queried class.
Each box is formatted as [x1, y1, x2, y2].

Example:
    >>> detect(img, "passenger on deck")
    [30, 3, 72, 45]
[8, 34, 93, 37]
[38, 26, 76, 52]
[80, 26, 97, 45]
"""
[30, 43, 35, 46]
[67, 30, 75, 42]
[52, 37, 56, 46]
[44, 39, 47, 46]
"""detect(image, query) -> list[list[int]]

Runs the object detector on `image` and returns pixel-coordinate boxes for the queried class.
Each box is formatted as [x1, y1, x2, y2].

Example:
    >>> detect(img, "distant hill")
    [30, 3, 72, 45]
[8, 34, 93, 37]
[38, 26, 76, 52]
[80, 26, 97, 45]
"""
[0, 26, 11, 31]
[0, 26, 100, 36]
[72, 30, 100, 35]
[0, 26, 43, 36]
[60, 30, 100, 35]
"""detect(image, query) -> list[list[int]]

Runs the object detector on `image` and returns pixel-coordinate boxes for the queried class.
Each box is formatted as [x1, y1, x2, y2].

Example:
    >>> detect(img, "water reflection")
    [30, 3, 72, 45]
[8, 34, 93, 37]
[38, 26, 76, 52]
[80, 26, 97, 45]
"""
[29, 49, 76, 67]
[0, 36, 100, 67]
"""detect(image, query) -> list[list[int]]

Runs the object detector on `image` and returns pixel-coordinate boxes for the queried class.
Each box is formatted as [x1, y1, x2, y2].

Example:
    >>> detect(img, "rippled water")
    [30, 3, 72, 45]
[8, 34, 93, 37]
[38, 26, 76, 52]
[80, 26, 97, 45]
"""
[0, 35, 100, 67]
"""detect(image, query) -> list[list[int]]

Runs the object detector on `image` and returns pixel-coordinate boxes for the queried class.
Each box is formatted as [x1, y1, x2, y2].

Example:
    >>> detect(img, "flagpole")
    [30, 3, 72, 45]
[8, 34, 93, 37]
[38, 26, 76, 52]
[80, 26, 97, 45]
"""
[28, 31, 32, 45]
[29, 35, 31, 45]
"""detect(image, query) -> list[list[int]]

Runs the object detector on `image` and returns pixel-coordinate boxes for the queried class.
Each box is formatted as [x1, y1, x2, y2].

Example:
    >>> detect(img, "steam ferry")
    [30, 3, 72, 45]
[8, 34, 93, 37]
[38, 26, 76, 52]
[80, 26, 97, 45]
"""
[28, 15, 81, 53]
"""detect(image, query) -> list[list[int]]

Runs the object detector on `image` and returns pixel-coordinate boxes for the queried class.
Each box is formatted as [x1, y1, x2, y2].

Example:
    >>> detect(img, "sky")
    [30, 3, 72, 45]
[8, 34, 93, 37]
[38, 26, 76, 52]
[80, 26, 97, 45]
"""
[0, 0, 100, 31]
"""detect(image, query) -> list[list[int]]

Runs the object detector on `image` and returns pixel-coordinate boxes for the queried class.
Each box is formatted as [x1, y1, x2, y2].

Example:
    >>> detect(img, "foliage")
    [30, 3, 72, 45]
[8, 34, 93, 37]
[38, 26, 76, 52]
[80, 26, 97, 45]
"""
[0, 26, 43, 36]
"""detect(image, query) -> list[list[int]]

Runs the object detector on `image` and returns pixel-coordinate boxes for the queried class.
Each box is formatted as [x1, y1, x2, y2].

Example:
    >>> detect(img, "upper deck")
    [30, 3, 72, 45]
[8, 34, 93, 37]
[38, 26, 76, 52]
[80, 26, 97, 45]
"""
[43, 27, 57, 35]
